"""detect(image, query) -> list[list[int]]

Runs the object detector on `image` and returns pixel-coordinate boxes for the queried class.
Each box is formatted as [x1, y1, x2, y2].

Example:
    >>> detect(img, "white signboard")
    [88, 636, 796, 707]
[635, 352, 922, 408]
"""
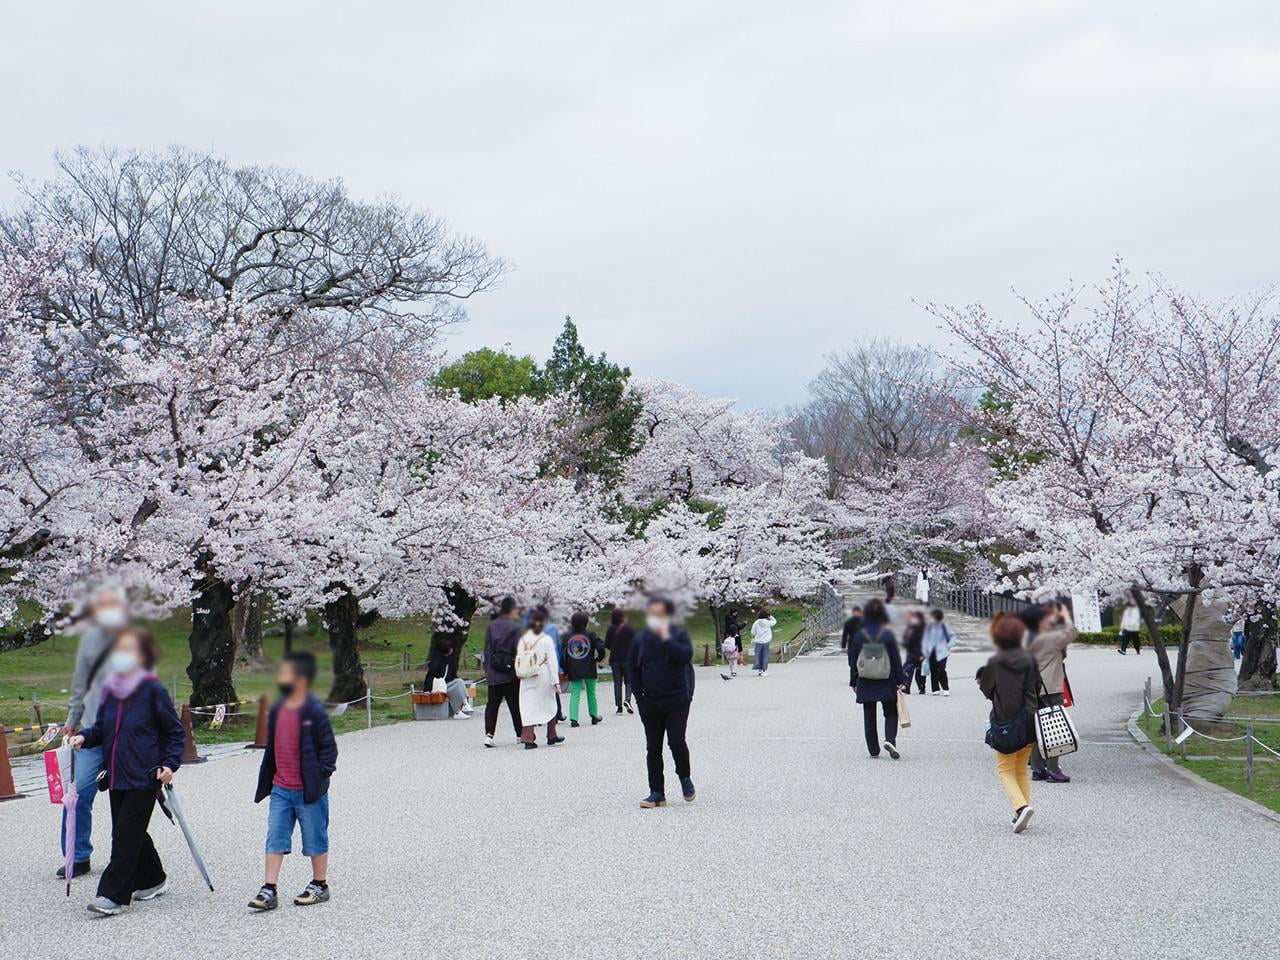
[1071, 591, 1102, 633]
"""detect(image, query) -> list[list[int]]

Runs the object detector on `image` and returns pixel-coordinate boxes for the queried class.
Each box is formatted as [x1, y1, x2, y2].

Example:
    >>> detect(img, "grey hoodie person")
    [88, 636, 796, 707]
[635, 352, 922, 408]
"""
[65, 625, 115, 730]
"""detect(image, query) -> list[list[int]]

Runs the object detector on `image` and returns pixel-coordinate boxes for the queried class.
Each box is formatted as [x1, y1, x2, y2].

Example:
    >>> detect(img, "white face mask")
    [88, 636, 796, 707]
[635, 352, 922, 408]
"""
[646, 614, 670, 633]
[109, 650, 139, 674]
[95, 606, 128, 629]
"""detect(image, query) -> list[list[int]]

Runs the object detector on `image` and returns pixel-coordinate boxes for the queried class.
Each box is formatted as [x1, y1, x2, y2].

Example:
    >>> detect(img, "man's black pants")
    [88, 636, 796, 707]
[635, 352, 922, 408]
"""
[98, 789, 166, 905]
[639, 703, 691, 794]
[485, 679, 523, 737]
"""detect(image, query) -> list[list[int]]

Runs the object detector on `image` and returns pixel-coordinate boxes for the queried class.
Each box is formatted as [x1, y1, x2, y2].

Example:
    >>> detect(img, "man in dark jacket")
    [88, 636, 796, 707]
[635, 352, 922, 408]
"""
[482, 596, 524, 746]
[605, 608, 636, 714]
[628, 596, 696, 807]
[840, 605, 864, 651]
[249, 652, 338, 911]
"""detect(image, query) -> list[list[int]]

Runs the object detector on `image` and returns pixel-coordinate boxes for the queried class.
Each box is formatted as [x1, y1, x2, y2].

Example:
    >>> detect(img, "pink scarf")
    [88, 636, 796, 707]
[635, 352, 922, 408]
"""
[103, 668, 155, 700]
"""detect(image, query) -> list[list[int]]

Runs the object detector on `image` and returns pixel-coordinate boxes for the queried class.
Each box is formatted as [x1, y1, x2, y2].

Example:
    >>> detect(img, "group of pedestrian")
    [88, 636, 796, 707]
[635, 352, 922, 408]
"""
[61, 589, 337, 917]
[718, 607, 778, 678]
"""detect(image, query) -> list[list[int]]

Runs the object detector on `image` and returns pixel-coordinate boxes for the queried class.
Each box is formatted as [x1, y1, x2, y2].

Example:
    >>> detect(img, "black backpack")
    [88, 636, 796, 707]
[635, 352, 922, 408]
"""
[985, 662, 1036, 754]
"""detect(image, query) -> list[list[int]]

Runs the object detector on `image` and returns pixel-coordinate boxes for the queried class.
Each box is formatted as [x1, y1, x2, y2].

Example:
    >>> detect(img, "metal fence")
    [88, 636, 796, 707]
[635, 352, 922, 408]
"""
[894, 572, 1037, 621]
[779, 581, 845, 661]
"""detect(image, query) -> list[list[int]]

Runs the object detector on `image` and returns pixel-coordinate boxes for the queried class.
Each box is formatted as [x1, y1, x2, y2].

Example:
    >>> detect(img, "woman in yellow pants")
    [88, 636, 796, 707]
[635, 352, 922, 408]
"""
[978, 614, 1042, 833]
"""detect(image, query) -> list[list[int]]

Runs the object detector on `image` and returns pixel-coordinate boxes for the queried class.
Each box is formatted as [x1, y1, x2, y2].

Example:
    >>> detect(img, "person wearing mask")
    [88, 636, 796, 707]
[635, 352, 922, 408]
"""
[1021, 602, 1077, 783]
[628, 596, 696, 807]
[922, 609, 957, 696]
[561, 611, 606, 727]
[482, 596, 524, 748]
[67, 628, 183, 916]
[515, 611, 562, 749]
[605, 609, 635, 714]
[847, 599, 905, 759]
[900, 610, 927, 695]
[1118, 597, 1143, 655]
[248, 651, 339, 910]
[840, 605, 864, 651]
[750, 608, 777, 677]
[58, 586, 130, 880]
[977, 614, 1041, 833]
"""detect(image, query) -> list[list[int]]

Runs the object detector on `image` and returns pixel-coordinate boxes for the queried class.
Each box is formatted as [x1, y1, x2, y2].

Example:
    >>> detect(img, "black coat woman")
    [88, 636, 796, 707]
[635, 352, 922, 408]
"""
[846, 599, 905, 759]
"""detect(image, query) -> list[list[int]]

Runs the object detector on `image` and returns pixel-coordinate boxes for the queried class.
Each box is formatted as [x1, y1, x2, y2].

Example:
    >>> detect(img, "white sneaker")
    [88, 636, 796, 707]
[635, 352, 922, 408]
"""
[87, 896, 127, 916]
[483, 735, 495, 748]
[1013, 805, 1035, 833]
[943, 690, 951, 697]
[134, 880, 167, 901]
[461, 702, 475, 714]
[883, 741, 901, 760]
[453, 711, 470, 720]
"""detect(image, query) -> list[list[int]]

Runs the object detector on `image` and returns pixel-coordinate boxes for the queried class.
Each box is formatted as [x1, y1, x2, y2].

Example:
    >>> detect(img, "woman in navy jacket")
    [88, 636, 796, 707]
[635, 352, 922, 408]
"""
[70, 628, 184, 916]
[846, 599, 906, 759]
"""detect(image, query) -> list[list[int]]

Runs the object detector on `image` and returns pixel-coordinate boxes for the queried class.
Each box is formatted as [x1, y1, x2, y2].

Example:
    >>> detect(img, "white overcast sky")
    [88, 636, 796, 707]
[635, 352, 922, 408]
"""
[4, 2, 1279, 409]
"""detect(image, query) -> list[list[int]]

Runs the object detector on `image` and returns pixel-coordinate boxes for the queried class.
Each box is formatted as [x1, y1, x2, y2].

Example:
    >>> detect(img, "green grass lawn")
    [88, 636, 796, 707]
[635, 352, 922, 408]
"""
[1138, 695, 1280, 814]
[1, 600, 810, 747]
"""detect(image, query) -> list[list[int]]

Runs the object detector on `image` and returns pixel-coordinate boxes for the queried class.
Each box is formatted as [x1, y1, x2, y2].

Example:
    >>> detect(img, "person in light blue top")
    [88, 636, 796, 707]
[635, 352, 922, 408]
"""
[922, 609, 957, 696]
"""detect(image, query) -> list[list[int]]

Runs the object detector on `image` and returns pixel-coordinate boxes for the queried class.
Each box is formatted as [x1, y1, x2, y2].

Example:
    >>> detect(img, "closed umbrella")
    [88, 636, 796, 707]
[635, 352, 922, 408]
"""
[63, 750, 77, 897]
[157, 783, 214, 891]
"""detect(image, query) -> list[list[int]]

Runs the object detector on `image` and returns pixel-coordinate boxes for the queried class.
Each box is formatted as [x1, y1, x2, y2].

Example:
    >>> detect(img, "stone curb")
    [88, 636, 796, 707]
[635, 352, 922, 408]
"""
[1126, 702, 1280, 827]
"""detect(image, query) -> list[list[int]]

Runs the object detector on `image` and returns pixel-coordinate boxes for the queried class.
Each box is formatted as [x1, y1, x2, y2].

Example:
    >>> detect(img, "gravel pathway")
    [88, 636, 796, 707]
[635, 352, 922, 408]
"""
[1, 646, 1272, 959]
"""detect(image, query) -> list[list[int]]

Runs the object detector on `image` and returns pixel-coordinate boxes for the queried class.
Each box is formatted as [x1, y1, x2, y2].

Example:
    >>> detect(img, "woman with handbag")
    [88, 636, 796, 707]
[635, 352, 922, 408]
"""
[977, 614, 1042, 833]
[1021, 603, 1076, 783]
[67, 628, 184, 915]
[515, 612, 562, 749]
[847, 599, 905, 759]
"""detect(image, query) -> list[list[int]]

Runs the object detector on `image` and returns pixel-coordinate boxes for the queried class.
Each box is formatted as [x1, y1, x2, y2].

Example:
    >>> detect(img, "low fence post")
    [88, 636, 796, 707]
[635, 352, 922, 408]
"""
[366, 688, 373, 729]
[1245, 724, 1255, 792]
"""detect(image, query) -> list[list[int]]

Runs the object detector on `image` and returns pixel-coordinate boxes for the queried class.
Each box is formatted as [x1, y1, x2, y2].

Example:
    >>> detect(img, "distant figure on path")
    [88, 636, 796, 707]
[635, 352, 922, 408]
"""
[900, 610, 927, 695]
[482, 596, 524, 747]
[561, 611, 606, 727]
[840, 605, 864, 651]
[515, 611, 562, 749]
[1021, 603, 1076, 783]
[67, 628, 183, 916]
[629, 596, 696, 807]
[605, 609, 635, 714]
[978, 614, 1041, 834]
[720, 632, 740, 679]
[922, 609, 957, 696]
[59, 585, 130, 880]
[1118, 596, 1143, 655]
[750, 608, 777, 676]
[847, 598, 905, 759]
[724, 608, 744, 656]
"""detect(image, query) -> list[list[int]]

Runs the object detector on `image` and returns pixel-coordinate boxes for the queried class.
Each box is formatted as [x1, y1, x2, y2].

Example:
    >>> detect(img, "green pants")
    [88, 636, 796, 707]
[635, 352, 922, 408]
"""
[570, 678, 599, 722]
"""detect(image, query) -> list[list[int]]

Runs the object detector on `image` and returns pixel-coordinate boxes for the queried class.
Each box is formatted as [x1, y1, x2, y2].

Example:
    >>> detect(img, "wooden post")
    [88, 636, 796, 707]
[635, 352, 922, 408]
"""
[0, 726, 26, 801]
[702, 644, 712, 667]
[246, 694, 270, 750]
[1245, 724, 1255, 792]
[180, 705, 208, 765]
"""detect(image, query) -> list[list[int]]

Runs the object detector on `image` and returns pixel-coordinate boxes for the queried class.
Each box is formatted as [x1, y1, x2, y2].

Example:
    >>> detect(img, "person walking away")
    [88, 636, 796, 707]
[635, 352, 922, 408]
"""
[977, 614, 1041, 833]
[1022, 603, 1076, 783]
[629, 596, 696, 807]
[1118, 598, 1142, 655]
[922, 609, 957, 695]
[847, 599, 905, 759]
[720, 633, 740, 680]
[605, 609, 635, 714]
[1230, 614, 1246, 661]
[535, 604, 567, 723]
[59, 586, 130, 880]
[515, 612, 561, 748]
[562, 611, 606, 727]
[724, 608, 744, 658]
[900, 610, 926, 695]
[248, 652, 339, 911]
[750, 608, 777, 676]
[482, 596, 524, 747]
[840, 606, 864, 652]
[67, 628, 183, 916]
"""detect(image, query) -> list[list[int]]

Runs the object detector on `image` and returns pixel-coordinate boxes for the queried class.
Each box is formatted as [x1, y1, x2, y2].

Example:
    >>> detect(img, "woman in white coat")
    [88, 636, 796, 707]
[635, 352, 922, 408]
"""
[515, 611, 563, 749]
[750, 608, 777, 676]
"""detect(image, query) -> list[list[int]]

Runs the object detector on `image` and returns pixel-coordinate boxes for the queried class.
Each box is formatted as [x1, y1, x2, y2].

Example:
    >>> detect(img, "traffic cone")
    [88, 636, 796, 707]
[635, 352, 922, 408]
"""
[246, 694, 270, 750]
[0, 726, 26, 802]
[180, 705, 208, 765]
[703, 644, 712, 666]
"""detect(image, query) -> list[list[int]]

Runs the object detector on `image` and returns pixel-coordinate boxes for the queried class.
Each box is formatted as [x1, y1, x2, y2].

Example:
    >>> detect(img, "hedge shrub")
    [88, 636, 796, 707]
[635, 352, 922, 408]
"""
[1074, 625, 1182, 646]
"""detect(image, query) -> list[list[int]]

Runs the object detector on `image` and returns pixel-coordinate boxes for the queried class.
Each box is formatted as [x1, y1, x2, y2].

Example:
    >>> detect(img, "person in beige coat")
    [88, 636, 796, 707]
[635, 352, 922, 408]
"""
[1020, 602, 1076, 783]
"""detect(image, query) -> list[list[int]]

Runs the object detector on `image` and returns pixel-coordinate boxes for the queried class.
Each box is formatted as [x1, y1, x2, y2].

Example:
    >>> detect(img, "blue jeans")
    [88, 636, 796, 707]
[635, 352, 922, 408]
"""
[265, 786, 330, 857]
[1231, 631, 1245, 660]
[60, 745, 103, 863]
[754, 642, 770, 672]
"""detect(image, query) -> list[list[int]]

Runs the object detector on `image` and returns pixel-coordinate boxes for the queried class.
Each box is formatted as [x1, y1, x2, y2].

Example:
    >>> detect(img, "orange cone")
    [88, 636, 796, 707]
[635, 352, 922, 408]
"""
[0, 726, 26, 802]
[703, 643, 712, 667]
[180, 705, 208, 765]
[246, 694, 270, 750]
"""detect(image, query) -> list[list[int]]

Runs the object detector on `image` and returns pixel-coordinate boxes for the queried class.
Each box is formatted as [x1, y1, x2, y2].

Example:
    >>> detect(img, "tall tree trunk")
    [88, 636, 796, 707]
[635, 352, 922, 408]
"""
[1132, 586, 1175, 704]
[709, 602, 724, 644]
[429, 584, 477, 679]
[233, 588, 265, 664]
[1169, 566, 1203, 716]
[1239, 604, 1278, 691]
[324, 587, 367, 704]
[187, 575, 238, 707]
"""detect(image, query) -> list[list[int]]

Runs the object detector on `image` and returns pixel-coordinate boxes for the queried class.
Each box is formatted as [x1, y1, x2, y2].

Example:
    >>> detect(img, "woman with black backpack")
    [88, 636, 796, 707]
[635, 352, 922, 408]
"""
[847, 599, 905, 759]
[977, 613, 1041, 833]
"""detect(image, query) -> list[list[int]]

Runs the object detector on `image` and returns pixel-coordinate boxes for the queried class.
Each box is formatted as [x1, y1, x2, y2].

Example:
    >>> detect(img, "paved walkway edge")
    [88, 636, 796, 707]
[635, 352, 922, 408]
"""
[1126, 703, 1280, 827]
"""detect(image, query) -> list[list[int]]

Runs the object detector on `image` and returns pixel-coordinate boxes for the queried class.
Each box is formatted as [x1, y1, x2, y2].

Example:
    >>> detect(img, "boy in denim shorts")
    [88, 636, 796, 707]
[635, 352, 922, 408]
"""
[248, 652, 338, 910]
